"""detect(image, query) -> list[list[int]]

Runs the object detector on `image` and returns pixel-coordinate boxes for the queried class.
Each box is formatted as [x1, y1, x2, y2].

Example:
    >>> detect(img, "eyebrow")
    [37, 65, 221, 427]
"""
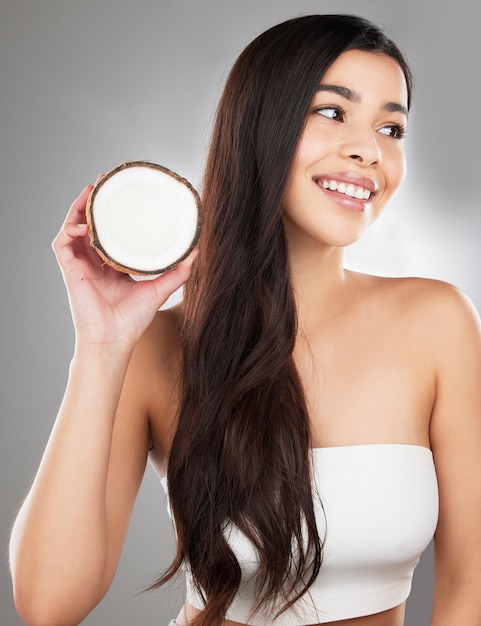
[317, 84, 408, 116]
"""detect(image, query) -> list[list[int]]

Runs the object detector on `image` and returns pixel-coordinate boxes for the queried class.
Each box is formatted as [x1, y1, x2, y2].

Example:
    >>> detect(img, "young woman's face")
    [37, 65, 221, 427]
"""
[282, 49, 409, 251]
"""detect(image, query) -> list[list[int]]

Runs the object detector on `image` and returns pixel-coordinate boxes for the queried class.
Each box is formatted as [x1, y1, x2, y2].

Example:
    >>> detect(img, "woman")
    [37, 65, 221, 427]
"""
[9, 14, 481, 626]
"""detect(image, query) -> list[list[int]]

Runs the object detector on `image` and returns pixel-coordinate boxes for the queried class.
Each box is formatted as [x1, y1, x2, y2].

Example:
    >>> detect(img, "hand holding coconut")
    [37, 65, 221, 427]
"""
[10, 164, 201, 626]
[52, 163, 200, 352]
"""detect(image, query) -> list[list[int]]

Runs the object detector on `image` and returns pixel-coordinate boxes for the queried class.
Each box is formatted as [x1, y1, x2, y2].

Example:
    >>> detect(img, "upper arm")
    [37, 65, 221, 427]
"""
[428, 285, 481, 603]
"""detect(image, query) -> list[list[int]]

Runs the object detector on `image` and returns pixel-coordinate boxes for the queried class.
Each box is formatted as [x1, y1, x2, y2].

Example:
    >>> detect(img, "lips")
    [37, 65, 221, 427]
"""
[319, 179, 371, 200]
[314, 172, 378, 200]
[314, 172, 378, 212]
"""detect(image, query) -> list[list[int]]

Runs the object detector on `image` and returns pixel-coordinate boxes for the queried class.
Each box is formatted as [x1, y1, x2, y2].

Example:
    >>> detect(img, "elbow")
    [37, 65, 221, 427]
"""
[13, 587, 80, 626]
[14, 599, 66, 626]
[12, 577, 101, 626]
[9, 553, 76, 625]
[9, 525, 109, 625]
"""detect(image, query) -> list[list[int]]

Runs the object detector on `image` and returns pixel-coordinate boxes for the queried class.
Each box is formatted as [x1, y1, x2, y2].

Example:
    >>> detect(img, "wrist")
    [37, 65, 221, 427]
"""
[71, 340, 134, 372]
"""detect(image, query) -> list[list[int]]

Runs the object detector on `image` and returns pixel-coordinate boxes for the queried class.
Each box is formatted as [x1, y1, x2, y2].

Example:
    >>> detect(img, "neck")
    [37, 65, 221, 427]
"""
[288, 240, 351, 337]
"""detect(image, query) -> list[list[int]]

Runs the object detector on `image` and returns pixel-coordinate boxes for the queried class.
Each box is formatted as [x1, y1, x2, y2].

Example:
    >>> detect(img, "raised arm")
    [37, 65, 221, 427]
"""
[9, 183, 196, 626]
[428, 284, 481, 625]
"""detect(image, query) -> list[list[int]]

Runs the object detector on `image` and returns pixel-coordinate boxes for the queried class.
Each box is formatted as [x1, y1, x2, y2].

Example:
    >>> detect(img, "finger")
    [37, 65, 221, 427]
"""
[161, 247, 199, 284]
[53, 186, 91, 248]
[184, 246, 200, 263]
[55, 185, 93, 241]
[174, 246, 199, 277]
[64, 185, 93, 226]
[63, 222, 89, 239]
[52, 224, 88, 263]
[142, 248, 199, 304]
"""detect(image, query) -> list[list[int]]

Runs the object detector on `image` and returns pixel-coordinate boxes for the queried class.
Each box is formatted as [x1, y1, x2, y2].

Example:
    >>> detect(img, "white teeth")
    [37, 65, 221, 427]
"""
[320, 179, 371, 200]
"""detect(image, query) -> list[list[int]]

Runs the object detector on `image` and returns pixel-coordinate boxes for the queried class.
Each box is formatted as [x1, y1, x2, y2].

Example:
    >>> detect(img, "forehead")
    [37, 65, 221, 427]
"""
[320, 50, 409, 108]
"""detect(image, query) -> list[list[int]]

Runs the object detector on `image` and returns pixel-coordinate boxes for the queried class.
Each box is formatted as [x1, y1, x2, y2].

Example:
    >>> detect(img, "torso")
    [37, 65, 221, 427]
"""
[147, 272, 442, 626]
[295, 272, 435, 450]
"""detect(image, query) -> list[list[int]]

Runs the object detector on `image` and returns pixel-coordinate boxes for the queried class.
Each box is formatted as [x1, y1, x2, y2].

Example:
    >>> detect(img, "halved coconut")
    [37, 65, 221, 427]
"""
[87, 161, 202, 275]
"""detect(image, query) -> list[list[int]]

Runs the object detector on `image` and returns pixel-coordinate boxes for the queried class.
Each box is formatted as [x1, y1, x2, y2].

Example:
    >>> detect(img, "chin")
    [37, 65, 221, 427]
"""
[326, 228, 368, 249]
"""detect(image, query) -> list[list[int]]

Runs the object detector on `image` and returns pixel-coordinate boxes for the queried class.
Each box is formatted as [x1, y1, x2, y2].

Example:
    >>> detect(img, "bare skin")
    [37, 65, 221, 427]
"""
[9, 50, 481, 626]
[179, 599, 405, 626]
[207, 606, 404, 626]
[152, 273, 480, 626]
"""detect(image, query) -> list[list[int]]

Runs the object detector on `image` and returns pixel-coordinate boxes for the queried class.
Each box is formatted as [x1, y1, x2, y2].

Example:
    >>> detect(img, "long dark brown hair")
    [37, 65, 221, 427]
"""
[155, 14, 413, 625]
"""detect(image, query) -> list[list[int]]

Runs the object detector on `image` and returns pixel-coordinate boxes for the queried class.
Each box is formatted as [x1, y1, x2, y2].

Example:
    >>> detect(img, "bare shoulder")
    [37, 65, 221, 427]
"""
[138, 303, 183, 359]
[360, 273, 480, 338]
[129, 304, 184, 469]
[130, 303, 183, 375]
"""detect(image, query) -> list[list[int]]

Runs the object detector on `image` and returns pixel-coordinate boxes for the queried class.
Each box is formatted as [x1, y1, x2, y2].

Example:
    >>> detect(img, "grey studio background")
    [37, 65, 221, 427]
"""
[1, 1, 479, 625]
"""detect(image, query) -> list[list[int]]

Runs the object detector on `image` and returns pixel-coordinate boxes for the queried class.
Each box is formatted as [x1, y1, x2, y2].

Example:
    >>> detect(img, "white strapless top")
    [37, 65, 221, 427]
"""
[161, 444, 439, 625]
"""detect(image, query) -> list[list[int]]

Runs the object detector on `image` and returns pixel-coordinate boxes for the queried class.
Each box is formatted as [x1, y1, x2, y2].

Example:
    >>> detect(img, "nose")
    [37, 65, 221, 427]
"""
[340, 126, 382, 167]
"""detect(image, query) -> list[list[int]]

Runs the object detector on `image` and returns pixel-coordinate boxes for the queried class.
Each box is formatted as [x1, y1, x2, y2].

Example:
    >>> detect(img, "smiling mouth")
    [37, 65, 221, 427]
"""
[317, 179, 373, 201]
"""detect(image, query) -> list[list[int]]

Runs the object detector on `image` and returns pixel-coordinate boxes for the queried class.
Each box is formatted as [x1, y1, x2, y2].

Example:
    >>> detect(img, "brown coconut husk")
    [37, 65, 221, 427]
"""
[86, 160, 202, 276]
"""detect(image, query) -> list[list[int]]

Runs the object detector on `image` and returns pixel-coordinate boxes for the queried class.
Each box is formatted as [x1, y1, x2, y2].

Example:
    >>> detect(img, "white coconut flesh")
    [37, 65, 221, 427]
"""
[88, 162, 201, 275]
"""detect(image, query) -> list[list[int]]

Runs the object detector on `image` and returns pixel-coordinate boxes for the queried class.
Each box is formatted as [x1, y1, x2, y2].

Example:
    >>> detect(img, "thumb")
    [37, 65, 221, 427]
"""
[138, 249, 199, 307]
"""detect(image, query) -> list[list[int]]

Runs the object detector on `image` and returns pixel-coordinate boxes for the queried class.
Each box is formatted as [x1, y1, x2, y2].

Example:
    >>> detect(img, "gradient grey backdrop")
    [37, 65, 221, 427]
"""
[1, 1, 479, 624]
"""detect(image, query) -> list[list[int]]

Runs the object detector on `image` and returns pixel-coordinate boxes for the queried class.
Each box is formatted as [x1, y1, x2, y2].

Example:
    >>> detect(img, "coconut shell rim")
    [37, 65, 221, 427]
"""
[86, 160, 202, 276]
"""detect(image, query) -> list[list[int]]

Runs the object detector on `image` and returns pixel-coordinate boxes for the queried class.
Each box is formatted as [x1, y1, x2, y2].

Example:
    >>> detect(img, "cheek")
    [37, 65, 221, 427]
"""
[385, 149, 406, 192]
[294, 125, 332, 169]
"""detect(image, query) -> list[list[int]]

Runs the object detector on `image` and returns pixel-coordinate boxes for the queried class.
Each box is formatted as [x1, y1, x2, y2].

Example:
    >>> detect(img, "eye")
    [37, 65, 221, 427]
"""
[314, 106, 345, 122]
[378, 124, 407, 140]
